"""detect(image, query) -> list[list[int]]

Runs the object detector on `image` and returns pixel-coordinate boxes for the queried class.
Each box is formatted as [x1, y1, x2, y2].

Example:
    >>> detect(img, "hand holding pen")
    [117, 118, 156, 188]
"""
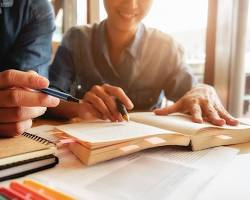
[115, 98, 130, 121]
[39, 85, 133, 122]
[83, 84, 133, 122]
[0, 70, 60, 137]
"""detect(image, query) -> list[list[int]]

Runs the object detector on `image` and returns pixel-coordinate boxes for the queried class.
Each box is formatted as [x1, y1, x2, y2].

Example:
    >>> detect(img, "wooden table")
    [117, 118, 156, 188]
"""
[2, 117, 250, 200]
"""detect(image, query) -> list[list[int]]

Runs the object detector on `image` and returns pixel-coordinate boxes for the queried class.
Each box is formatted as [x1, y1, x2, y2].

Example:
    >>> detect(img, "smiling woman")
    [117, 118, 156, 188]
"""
[100, 0, 208, 83]
[48, 0, 238, 126]
[103, 0, 154, 66]
[103, 0, 153, 33]
[48, 0, 197, 120]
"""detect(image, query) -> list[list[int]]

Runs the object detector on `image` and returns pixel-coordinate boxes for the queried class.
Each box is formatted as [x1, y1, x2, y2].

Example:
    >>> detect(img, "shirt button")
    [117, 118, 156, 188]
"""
[77, 85, 82, 90]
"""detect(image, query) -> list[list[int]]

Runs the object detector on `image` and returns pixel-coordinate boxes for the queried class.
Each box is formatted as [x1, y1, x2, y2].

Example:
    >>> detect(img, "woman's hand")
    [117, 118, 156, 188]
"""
[154, 84, 238, 126]
[83, 84, 134, 122]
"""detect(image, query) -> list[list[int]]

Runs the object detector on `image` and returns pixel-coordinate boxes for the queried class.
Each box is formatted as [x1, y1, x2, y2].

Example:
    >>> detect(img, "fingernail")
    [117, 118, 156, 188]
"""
[229, 119, 239, 126]
[195, 118, 203, 123]
[49, 97, 60, 106]
[128, 102, 134, 109]
[215, 119, 226, 126]
[154, 109, 163, 115]
[38, 77, 49, 88]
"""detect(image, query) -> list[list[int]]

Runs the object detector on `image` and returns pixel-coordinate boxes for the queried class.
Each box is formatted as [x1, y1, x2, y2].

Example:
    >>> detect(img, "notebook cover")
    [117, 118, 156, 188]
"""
[0, 155, 59, 182]
[0, 133, 55, 159]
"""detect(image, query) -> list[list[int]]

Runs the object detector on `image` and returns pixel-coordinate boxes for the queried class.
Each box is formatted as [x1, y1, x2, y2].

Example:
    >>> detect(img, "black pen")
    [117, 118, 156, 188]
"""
[115, 98, 130, 122]
[38, 88, 80, 103]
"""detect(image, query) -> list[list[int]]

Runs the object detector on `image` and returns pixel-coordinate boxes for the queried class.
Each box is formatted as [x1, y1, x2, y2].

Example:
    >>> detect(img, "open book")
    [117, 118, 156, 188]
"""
[55, 112, 250, 165]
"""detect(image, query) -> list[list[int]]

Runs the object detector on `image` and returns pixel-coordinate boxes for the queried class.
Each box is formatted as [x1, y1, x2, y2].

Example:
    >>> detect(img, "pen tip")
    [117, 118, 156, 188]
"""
[123, 115, 130, 122]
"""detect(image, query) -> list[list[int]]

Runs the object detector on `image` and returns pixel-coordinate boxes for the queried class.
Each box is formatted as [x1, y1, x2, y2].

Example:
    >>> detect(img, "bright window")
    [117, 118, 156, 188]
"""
[243, 2, 250, 116]
[50, 0, 87, 42]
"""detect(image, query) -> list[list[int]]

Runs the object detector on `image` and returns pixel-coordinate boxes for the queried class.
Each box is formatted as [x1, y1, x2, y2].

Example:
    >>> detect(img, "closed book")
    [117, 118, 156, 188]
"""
[55, 112, 250, 165]
[0, 132, 58, 182]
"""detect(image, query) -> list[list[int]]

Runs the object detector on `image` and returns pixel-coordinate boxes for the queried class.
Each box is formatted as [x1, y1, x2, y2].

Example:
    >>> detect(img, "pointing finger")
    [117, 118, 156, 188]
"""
[0, 70, 49, 90]
[154, 102, 181, 115]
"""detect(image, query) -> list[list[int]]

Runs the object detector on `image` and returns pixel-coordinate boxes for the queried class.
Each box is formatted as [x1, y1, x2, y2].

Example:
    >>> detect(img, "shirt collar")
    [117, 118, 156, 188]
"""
[126, 23, 144, 59]
[99, 20, 145, 61]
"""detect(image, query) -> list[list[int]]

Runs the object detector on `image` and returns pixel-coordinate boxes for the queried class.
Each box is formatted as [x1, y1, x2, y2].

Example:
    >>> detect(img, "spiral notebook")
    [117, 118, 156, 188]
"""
[0, 132, 58, 182]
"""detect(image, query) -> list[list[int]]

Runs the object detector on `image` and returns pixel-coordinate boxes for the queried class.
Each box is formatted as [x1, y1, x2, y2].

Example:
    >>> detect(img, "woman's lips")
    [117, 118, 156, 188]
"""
[119, 11, 137, 20]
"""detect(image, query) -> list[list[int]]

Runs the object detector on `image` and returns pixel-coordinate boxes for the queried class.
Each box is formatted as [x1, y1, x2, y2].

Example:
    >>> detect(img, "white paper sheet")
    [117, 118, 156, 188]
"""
[142, 146, 239, 171]
[86, 157, 196, 200]
[194, 154, 250, 200]
[26, 146, 238, 200]
[56, 121, 173, 143]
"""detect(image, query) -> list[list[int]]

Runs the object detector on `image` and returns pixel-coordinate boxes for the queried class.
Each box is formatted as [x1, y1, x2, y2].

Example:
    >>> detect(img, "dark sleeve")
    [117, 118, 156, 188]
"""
[163, 41, 197, 102]
[5, 0, 55, 78]
[49, 44, 75, 94]
[49, 26, 90, 96]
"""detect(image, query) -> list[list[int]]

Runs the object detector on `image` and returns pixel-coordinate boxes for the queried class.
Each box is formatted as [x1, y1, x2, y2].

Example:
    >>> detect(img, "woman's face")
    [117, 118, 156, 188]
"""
[104, 0, 153, 32]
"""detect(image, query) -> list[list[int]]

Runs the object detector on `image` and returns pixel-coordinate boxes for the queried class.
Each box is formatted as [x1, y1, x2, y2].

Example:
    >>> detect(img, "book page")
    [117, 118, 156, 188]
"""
[29, 146, 238, 200]
[194, 154, 250, 200]
[86, 157, 198, 200]
[130, 112, 250, 135]
[143, 146, 239, 171]
[56, 121, 175, 143]
[84, 146, 238, 200]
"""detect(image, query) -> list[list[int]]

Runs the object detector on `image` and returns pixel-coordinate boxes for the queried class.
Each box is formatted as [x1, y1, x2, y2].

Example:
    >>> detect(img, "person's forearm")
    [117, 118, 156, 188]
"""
[47, 101, 79, 119]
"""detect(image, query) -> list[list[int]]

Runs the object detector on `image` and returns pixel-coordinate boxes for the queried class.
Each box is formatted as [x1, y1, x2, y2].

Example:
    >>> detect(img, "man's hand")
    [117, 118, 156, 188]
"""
[154, 84, 238, 126]
[83, 84, 134, 122]
[0, 70, 60, 137]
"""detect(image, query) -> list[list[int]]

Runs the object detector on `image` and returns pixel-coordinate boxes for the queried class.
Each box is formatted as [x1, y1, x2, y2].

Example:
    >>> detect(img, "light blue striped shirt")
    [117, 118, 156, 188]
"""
[50, 20, 196, 110]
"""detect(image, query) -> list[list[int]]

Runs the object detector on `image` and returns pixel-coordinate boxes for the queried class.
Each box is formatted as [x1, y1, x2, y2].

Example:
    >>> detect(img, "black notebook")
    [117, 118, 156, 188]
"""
[0, 132, 58, 182]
